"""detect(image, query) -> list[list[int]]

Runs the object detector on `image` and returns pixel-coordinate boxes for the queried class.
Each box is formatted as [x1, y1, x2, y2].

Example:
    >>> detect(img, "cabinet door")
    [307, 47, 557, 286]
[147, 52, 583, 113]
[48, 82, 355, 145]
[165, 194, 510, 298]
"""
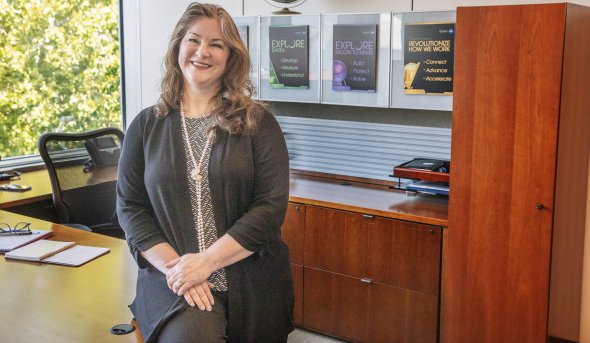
[291, 264, 303, 325]
[303, 267, 368, 342]
[367, 218, 441, 295]
[304, 206, 368, 278]
[282, 202, 305, 265]
[305, 205, 441, 294]
[448, 4, 565, 342]
[303, 267, 438, 343]
[367, 281, 438, 343]
[282, 203, 306, 325]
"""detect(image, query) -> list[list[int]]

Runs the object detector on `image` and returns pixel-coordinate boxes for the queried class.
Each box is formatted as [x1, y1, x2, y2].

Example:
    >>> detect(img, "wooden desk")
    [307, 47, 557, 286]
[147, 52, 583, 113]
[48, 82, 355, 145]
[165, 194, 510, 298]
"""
[0, 169, 53, 209]
[0, 211, 138, 342]
[0, 165, 118, 209]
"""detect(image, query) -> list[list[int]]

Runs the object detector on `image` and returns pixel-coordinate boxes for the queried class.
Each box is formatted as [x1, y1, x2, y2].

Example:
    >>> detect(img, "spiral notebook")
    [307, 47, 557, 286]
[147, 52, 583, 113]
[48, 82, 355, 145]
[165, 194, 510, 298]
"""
[4, 240, 110, 266]
[0, 230, 53, 253]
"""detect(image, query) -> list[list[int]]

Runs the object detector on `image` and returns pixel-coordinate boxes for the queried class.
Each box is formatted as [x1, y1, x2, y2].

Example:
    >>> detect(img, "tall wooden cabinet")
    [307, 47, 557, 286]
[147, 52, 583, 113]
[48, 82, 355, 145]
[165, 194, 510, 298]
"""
[446, 3, 590, 342]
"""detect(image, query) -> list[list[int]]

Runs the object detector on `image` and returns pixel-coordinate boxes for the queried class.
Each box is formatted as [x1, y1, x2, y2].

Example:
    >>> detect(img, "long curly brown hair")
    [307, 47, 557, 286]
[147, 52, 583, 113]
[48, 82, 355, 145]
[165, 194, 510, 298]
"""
[154, 2, 265, 134]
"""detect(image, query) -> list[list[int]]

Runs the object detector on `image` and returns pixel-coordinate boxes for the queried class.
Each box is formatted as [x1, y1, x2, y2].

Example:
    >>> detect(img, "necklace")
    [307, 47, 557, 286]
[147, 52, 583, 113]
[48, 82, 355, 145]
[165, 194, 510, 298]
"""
[180, 100, 214, 181]
[180, 100, 214, 241]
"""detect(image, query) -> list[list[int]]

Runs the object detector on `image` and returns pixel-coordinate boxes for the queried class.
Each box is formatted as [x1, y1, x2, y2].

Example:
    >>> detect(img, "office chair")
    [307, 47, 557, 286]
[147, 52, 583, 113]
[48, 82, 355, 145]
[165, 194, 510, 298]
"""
[38, 127, 125, 239]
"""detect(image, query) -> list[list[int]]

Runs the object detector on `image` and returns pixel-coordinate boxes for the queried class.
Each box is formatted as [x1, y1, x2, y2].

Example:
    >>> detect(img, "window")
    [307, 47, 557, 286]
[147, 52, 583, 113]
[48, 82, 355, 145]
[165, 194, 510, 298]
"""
[0, 0, 122, 163]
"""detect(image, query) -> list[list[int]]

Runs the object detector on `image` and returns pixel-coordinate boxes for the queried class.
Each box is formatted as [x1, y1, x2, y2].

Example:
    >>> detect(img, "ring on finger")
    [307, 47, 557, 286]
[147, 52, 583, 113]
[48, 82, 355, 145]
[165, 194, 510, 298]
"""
[175, 279, 184, 288]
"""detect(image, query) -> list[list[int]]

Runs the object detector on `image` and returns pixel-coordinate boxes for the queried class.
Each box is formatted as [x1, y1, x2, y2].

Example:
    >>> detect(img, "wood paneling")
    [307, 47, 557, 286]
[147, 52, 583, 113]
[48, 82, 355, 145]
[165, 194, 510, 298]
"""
[302, 266, 343, 337]
[367, 217, 441, 295]
[367, 280, 438, 343]
[403, 289, 439, 343]
[446, 3, 590, 342]
[282, 203, 306, 325]
[302, 267, 370, 342]
[549, 4, 590, 340]
[305, 205, 441, 294]
[291, 264, 304, 325]
[282, 202, 305, 265]
[304, 206, 368, 277]
[366, 281, 407, 343]
[303, 267, 439, 343]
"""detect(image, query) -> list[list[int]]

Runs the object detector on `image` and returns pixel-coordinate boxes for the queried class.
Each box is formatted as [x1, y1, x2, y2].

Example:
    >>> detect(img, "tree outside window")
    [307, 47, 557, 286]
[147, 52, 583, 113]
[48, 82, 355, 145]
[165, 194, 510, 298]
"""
[0, 0, 122, 159]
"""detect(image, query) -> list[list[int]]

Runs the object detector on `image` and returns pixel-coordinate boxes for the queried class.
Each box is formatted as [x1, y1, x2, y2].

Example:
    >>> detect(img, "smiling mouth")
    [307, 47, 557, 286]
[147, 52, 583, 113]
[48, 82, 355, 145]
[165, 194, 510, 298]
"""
[191, 61, 211, 68]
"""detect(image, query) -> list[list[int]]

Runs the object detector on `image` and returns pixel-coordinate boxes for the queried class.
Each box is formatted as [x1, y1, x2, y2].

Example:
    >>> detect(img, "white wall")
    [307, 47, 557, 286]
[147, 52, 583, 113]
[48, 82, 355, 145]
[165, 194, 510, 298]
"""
[244, 0, 411, 15]
[122, 0, 241, 124]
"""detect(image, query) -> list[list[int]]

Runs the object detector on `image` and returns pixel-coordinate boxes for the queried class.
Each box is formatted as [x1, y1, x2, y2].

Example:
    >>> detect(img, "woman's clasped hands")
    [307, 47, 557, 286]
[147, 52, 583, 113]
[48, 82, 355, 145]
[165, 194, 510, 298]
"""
[165, 252, 215, 311]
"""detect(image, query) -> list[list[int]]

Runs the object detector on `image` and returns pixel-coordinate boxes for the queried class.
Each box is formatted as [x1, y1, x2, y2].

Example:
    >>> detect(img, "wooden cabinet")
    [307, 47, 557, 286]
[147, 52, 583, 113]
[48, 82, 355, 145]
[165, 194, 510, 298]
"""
[303, 267, 439, 343]
[291, 264, 303, 325]
[446, 3, 590, 342]
[302, 205, 442, 342]
[282, 202, 305, 265]
[281, 202, 305, 325]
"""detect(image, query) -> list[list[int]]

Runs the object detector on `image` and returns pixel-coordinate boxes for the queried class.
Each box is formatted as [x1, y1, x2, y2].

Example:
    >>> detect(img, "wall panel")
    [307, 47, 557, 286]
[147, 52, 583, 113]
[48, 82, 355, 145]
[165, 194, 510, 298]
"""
[277, 116, 451, 181]
[244, 0, 411, 16]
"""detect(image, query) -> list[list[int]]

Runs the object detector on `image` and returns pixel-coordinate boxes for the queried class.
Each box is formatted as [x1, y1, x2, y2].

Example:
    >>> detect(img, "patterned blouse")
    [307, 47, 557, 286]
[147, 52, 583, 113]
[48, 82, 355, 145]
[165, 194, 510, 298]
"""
[182, 115, 227, 291]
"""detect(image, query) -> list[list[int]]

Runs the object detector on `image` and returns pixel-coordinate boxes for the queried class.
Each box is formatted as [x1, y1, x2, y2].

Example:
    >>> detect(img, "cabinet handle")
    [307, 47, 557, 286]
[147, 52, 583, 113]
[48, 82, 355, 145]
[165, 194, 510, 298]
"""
[295, 206, 300, 211]
[362, 214, 374, 219]
[361, 277, 374, 284]
[536, 203, 545, 210]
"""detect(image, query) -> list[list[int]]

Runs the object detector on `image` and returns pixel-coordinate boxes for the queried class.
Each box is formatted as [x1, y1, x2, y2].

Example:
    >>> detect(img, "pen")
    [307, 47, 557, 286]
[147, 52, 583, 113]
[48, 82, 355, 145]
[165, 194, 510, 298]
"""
[0, 231, 33, 236]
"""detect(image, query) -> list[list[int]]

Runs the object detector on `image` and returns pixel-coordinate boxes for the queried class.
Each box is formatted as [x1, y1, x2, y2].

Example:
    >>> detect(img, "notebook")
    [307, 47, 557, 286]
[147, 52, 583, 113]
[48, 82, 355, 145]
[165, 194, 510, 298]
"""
[4, 240, 110, 266]
[0, 230, 53, 253]
[406, 181, 450, 196]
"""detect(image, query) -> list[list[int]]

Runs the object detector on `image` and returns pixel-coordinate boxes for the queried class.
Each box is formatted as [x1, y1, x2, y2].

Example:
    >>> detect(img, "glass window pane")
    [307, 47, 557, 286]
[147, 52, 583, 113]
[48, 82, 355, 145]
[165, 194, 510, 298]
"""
[0, 0, 122, 159]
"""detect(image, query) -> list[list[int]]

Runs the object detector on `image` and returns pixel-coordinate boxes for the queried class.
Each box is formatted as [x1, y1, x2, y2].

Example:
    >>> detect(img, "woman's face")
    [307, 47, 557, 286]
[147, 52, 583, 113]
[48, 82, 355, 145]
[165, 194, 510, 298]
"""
[178, 17, 230, 93]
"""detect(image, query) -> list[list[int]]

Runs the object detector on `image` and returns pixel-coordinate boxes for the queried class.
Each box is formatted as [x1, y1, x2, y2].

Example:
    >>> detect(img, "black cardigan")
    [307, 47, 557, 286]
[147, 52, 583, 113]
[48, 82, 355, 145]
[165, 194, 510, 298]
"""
[116, 106, 293, 342]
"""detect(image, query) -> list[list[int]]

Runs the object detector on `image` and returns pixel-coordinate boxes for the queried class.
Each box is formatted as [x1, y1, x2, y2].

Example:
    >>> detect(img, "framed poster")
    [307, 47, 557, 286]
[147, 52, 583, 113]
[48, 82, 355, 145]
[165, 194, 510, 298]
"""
[233, 16, 259, 99]
[269, 25, 309, 89]
[259, 15, 320, 103]
[403, 22, 454, 95]
[321, 13, 390, 107]
[332, 24, 378, 92]
[391, 11, 456, 111]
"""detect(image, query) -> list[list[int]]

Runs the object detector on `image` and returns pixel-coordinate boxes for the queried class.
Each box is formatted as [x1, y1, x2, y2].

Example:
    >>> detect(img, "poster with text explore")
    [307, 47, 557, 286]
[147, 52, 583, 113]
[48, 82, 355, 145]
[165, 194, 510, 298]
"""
[332, 24, 378, 92]
[403, 23, 454, 95]
[269, 25, 309, 89]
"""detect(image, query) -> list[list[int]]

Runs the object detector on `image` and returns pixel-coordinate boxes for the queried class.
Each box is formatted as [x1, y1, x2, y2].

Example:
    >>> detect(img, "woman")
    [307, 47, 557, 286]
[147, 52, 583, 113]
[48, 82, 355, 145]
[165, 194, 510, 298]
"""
[116, 3, 293, 342]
